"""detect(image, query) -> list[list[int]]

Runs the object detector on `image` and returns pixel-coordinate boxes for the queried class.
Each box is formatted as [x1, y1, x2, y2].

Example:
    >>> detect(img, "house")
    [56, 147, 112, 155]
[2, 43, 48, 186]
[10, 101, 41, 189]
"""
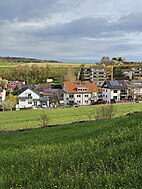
[0, 88, 6, 103]
[16, 86, 49, 109]
[7, 81, 25, 92]
[125, 80, 142, 101]
[64, 81, 98, 106]
[42, 88, 64, 104]
[101, 80, 128, 103]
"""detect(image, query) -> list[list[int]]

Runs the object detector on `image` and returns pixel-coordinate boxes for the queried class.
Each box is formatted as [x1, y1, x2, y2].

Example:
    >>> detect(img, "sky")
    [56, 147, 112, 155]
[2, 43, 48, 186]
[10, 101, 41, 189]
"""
[0, 0, 142, 63]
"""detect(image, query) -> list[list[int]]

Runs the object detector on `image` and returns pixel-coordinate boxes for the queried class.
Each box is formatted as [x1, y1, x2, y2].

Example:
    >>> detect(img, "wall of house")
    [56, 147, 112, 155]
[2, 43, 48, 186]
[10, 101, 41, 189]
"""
[18, 89, 40, 109]
[102, 88, 129, 103]
[0, 89, 6, 102]
[64, 92, 97, 106]
[102, 88, 111, 103]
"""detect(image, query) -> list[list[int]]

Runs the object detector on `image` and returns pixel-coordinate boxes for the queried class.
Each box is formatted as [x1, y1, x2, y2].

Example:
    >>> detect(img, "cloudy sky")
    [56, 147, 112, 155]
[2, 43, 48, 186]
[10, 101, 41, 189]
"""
[0, 0, 142, 62]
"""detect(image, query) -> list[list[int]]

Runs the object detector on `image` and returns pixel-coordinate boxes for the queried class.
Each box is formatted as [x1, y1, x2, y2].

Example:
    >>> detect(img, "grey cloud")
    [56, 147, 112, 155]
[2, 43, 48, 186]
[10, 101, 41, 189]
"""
[1, 1, 142, 62]
[24, 12, 142, 41]
[0, 0, 59, 20]
[115, 12, 142, 32]
[28, 17, 109, 40]
[0, 0, 83, 21]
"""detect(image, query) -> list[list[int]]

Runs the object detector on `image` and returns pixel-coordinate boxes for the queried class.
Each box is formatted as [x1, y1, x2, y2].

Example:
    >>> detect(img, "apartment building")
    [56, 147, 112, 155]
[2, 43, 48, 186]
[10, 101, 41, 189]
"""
[78, 67, 107, 87]
[64, 81, 98, 106]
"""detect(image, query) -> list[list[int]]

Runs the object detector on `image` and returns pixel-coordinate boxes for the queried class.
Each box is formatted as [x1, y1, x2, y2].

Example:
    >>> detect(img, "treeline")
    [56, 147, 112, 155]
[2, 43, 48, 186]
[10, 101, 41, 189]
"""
[2, 65, 51, 84]
[1, 64, 79, 84]
[0, 56, 62, 63]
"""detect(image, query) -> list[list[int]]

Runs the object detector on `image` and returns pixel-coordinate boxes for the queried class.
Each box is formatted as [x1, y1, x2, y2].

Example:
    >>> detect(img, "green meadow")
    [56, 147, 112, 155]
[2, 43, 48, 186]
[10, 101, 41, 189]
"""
[0, 111, 142, 188]
[0, 103, 142, 131]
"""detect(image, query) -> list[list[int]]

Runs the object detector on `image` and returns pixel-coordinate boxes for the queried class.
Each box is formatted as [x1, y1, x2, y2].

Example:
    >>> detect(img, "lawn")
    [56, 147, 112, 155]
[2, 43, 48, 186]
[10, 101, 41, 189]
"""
[0, 112, 142, 188]
[0, 103, 142, 131]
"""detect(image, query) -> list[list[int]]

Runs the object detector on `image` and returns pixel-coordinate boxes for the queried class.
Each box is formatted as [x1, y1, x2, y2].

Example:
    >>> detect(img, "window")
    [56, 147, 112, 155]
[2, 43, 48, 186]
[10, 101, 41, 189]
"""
[85, 94, 88, 97]
[77, 94, 81, 98]
[114, 90, 117, 93]
[28, 94, 32, 99]
[28, 102, 32, 104]
[69, 94, 74, 98]
[77, 100, 81, 103]
[113, 96, 117, 100]
[83, 88, 87, 91]
[121, 90, 126, 93]
[77, 87, 87, 91]
[34, 101, 37, 106]
[85, 100, 89, 104]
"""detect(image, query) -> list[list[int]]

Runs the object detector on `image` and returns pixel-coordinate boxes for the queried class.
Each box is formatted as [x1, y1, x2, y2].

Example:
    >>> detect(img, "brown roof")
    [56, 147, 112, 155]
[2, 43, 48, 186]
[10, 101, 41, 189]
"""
[64, 81, 98, 93]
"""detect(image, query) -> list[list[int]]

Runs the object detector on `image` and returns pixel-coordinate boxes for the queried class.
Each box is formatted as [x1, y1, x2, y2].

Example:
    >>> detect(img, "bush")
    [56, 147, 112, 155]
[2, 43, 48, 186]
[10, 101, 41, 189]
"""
[95, 105, 116, 120]
[39, 111, 49, 127]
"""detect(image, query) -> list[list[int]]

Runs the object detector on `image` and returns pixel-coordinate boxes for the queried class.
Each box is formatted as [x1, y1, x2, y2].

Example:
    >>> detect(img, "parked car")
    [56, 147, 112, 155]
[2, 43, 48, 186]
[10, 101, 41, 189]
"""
[92, 99, 107, 105]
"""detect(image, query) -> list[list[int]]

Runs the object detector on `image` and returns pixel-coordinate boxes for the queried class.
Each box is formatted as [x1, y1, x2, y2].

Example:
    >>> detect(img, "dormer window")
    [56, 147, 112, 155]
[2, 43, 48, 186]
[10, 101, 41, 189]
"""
[77, 87, 87, 91]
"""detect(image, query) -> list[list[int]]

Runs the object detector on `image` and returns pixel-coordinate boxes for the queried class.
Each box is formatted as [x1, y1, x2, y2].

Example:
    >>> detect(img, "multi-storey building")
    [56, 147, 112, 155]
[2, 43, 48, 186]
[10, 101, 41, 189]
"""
[131, 67, 142, 79]
[78, 67, 107, 87]
[64, 81, 98, 106]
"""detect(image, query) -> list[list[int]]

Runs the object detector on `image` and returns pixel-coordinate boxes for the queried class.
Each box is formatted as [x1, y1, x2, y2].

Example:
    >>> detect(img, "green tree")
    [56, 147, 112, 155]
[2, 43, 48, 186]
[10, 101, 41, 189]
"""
[78, 64, 85, 81]
[2, 94, 17, 111]
[1, 79, 8, 89]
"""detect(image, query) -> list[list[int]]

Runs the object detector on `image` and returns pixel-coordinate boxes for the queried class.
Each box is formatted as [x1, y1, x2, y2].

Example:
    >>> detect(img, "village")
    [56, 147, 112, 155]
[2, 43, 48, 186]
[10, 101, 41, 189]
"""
[1, 58, 142, 111]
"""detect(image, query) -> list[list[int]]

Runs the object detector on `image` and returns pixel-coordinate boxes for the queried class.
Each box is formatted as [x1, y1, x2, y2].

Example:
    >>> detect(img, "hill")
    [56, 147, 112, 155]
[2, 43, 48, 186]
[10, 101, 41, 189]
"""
[0, 56, 61, 63]
[0, 112, 142, 188]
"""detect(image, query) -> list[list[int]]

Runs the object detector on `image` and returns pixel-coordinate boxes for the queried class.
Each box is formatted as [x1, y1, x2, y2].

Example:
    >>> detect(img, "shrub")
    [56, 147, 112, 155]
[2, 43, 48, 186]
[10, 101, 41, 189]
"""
[95, 104, 116, 120]
[39, 111, 49, 127]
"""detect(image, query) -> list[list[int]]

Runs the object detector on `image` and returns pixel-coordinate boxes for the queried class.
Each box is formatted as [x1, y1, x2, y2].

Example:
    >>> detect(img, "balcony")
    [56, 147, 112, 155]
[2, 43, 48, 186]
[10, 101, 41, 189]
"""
[19, 96, 32, 100]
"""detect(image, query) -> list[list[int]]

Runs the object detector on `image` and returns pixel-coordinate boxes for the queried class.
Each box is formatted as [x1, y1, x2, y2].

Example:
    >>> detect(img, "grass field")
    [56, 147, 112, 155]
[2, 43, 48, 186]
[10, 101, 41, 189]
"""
[0, 111, 142, 188]
[0, 103, 142, 131]
[0, 61, 94, 74]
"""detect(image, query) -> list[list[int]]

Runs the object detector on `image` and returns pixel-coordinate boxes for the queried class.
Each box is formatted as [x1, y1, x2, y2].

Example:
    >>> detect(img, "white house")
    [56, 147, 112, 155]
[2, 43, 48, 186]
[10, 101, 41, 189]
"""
[64, 81, 98, 106]
[16, 87, 49, 109]
[0, 88, 6, 103]
[125, 80, 142, 101]
[101, 80, 128, 103]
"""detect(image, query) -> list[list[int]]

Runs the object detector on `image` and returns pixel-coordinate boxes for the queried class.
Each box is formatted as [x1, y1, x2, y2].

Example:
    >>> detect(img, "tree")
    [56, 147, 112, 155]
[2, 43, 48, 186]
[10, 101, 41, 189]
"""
[64, 66, 76, 82]
[0, 79, 8, 89]
[118, 57, 125, 62]
[101, 57, 110, 64]
[2, 94, 17, 111]
[78, 64, 85, 81]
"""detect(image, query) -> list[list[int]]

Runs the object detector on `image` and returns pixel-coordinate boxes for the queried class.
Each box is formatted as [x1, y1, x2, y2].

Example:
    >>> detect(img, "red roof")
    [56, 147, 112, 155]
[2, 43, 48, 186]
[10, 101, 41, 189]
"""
[64, 81, 98, 93]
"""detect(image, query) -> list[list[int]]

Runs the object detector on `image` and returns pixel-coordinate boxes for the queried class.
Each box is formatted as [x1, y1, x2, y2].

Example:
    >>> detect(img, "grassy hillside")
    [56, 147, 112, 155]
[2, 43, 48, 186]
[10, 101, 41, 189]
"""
[0, 112, 142, 188]
[0, 103, 142, 131]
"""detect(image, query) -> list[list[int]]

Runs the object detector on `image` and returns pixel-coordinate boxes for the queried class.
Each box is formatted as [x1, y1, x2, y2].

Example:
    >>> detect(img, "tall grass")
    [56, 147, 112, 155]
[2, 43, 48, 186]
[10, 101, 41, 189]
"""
[0, 113, 142, 188]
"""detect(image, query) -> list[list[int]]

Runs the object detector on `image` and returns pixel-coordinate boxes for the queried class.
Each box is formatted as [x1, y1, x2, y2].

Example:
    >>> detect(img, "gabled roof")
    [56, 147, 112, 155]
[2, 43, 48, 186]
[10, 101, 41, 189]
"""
[17, 86, 39, 96]
[102, 80, 128, 89]
[36, 84, 50, 91]
[64, 81, 98, 93]
[43, 89, 59, 93]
